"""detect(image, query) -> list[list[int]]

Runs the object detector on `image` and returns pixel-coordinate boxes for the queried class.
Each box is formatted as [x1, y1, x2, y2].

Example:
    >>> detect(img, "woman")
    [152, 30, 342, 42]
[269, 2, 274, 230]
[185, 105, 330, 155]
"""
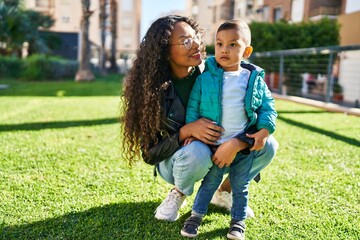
[122, 15, 268, 222]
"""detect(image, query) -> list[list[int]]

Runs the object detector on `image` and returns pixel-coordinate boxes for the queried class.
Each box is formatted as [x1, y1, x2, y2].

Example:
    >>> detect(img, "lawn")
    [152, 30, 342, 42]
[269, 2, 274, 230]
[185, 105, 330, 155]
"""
[0, 77, 359, 239]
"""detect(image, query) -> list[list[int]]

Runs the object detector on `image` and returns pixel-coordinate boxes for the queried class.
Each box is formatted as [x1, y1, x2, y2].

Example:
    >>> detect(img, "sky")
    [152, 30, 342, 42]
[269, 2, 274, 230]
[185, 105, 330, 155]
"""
[141, 0, 186, 39]
[346, 0, 360, 13]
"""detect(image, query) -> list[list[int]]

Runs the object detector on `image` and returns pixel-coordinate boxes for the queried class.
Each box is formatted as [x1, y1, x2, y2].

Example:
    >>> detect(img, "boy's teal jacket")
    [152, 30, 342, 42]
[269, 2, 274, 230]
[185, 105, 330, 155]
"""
[186, 56, 277, 134]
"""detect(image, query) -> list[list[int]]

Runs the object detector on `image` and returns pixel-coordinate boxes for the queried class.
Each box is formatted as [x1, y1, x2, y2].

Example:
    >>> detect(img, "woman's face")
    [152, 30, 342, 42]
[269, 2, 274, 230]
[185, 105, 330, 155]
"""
[169, 21, 203, 78]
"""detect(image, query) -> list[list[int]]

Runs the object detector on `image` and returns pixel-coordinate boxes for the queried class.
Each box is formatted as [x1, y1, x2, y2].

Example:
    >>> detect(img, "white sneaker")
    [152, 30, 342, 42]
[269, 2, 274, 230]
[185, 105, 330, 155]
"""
[210, 189, 255, 218]
[154, 188, 186, 221]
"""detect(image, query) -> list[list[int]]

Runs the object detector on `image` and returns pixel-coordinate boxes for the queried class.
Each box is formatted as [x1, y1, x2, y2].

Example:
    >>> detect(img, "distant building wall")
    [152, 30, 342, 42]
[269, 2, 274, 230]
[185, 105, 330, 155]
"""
[338, 11, 360, 46]
[339, 50, 360, 103]
[23, 0, 141, 60]
[263, 0, 292, 22]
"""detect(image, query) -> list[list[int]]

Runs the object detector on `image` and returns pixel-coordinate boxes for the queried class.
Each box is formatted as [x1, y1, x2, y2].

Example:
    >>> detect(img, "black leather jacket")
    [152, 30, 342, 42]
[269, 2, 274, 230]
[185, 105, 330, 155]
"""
[142, 81, 185, 165]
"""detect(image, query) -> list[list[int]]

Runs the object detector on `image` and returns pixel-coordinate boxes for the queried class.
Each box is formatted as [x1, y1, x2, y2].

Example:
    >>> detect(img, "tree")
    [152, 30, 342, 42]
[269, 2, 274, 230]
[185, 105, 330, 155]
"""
[24, 10, 55, 55]
[0, 0, 54, 56]
[109, 0, 118, 72]
[98, 0, 107, 75]
[75, 0, 95, 82]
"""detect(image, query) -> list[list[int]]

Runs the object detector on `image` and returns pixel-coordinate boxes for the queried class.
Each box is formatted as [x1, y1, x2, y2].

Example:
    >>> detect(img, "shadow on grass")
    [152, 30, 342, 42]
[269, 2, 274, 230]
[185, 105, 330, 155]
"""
[277, 110, 327, 114]
[1, 202, 229, 240]
[277, 115, 360, 147]
[1, 202, 168, 239]
[0, 117, 121, 132]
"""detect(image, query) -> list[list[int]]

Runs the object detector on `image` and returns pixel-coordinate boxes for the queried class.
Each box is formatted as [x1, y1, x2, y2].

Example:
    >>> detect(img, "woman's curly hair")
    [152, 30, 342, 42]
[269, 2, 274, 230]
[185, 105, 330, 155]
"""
[121, 15, 204, 165]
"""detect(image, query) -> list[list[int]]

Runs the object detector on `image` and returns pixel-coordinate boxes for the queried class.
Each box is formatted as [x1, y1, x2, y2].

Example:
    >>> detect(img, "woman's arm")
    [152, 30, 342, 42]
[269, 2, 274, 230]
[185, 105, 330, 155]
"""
[143, 118, 223, 165]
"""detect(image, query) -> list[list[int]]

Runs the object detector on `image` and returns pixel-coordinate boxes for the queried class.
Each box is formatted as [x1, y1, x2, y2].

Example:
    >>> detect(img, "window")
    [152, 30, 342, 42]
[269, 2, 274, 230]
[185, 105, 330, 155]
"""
[61, 16, 70, 23]
[273, 7, 282, 22]
[262, 6, 269, 21]
[291, 0, 304, 22]
[36, 0, 51, 7]
[122, 18, 132, 29]
[122, 36, 132, 49]
[192, 5, 199, 15]
[122, 0, 133, 11]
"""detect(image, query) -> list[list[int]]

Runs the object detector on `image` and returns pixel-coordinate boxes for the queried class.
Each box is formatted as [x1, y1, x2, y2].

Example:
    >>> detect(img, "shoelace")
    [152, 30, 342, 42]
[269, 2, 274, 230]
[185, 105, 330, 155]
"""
[163, 191, 179, 208]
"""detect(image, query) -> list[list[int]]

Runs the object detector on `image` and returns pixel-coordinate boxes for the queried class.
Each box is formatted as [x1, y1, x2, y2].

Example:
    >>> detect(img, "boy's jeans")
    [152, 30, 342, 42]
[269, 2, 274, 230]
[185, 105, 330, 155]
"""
[192, 135, 279, 221]
[157, 141, 213, 196]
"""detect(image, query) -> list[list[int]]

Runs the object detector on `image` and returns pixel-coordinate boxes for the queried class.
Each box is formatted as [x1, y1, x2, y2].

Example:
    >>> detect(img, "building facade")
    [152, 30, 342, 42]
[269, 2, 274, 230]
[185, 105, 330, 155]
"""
[186, 0, 263, 45]
[185, 0, 358, 46]
[23, 0, 141, 60]
[185, 0, 360, 105]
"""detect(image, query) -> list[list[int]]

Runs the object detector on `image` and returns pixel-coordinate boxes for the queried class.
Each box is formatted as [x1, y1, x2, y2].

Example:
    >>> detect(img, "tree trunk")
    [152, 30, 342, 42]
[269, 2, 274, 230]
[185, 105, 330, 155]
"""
[99, 0, 107, 75]
[75, 0, 95, 82]
[109, 0, 118, 72]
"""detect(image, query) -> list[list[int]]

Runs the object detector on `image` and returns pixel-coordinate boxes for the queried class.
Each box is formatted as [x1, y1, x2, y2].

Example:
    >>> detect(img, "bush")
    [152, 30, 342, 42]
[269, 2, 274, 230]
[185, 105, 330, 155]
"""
[21, 54, 78, 80]
[206, 45, 215, 55]
[250, 18, 340, 52]
[0, 56, 24, 78]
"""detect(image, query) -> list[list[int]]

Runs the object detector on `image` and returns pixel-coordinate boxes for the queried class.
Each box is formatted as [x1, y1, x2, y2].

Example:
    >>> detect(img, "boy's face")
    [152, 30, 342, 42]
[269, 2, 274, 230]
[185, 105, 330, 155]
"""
[215, 29, 252, 72]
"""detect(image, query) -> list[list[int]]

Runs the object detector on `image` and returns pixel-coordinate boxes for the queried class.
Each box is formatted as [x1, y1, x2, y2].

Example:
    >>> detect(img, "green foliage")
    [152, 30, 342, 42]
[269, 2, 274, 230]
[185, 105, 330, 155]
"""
[40, 32, 63, 52]
[333, 82, 343, 94]
[205, 45, 215, 55]
[21, 54, 78, 81]
[0, 0, 55, 56]
[0, 56, 23, 78]
[249, 18, 340, 95]
[250, 18, 340, 52]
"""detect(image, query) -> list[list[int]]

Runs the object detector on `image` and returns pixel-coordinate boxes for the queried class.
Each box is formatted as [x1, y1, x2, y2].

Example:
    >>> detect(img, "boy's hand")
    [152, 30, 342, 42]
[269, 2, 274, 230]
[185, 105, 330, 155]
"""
[212, 138, 249, 168]
[246, 128, 269, 151]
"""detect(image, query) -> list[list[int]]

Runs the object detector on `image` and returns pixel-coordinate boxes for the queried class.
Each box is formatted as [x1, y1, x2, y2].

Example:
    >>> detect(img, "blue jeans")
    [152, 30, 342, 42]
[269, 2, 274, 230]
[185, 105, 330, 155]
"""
[192, 135, 278, 221]
[157, 141, 213, 196]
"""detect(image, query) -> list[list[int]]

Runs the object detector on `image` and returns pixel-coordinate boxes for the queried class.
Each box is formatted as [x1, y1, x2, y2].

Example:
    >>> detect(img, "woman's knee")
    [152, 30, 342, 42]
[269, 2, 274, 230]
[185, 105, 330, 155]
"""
[177, 141, 213, 175]
[182, 141, 212, 163]
[263, 135, 279, 160]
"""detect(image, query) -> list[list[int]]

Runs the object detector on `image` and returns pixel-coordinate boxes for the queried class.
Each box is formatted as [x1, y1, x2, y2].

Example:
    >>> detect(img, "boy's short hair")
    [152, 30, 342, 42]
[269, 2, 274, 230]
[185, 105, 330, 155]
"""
[217, 19, 251, 46]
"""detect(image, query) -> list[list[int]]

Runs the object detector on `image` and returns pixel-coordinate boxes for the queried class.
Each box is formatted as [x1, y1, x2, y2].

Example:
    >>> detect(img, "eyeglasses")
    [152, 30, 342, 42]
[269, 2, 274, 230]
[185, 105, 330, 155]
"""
[170, 34, 202, 50]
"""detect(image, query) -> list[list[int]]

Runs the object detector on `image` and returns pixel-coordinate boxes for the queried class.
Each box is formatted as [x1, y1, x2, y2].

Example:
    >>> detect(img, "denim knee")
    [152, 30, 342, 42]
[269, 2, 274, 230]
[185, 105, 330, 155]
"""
[262, 135, 279, 161]
[173, 141, 213, 195]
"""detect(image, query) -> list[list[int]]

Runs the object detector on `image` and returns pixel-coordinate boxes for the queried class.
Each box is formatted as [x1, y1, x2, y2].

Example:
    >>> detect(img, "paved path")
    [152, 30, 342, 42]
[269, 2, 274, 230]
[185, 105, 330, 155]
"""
[273, 93, 360, 117]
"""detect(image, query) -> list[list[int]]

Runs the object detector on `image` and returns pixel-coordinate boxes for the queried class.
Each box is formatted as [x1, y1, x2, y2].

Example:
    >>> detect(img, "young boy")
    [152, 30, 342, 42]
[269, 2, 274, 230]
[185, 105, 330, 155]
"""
[180, 20, 278, 240]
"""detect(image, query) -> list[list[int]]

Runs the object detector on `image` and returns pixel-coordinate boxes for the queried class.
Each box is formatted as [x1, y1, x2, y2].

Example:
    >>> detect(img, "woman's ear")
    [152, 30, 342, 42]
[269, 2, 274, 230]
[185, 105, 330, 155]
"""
[243, 46, 253, 58]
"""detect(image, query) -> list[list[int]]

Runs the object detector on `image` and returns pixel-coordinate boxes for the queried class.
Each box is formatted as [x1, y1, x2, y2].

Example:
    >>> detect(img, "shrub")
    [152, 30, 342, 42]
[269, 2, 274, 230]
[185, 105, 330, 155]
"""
[0, 56, 24, 78]
[21, 54, 78, 80]
[206, 45, 215, 55]
[250, 18, 339, 52]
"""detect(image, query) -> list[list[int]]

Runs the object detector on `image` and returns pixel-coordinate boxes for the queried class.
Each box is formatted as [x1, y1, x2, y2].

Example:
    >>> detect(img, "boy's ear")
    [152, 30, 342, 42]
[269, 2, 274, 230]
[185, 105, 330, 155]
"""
[243, 46, 253, 58]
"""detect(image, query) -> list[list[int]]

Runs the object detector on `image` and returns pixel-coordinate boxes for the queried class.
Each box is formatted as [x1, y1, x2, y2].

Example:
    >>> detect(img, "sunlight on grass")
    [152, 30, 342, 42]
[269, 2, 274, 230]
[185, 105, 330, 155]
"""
[0, 84, 359, 239]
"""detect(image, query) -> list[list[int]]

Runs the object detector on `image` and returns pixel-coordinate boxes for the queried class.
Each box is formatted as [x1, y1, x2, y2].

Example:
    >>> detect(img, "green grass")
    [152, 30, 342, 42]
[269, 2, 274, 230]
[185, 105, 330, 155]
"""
[0, 78, 359, 239]
[0, 74, 122, 96]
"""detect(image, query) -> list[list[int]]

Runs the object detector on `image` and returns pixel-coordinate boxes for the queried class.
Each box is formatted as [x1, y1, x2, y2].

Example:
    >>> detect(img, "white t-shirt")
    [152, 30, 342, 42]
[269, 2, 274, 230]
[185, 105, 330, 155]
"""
[219, 68, 250, 144]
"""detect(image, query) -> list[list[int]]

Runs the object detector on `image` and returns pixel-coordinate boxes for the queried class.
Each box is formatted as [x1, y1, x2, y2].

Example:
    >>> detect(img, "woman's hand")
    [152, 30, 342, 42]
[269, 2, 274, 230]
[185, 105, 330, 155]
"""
[183, 137, 195, 146]
[180, 118, 224, 145]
